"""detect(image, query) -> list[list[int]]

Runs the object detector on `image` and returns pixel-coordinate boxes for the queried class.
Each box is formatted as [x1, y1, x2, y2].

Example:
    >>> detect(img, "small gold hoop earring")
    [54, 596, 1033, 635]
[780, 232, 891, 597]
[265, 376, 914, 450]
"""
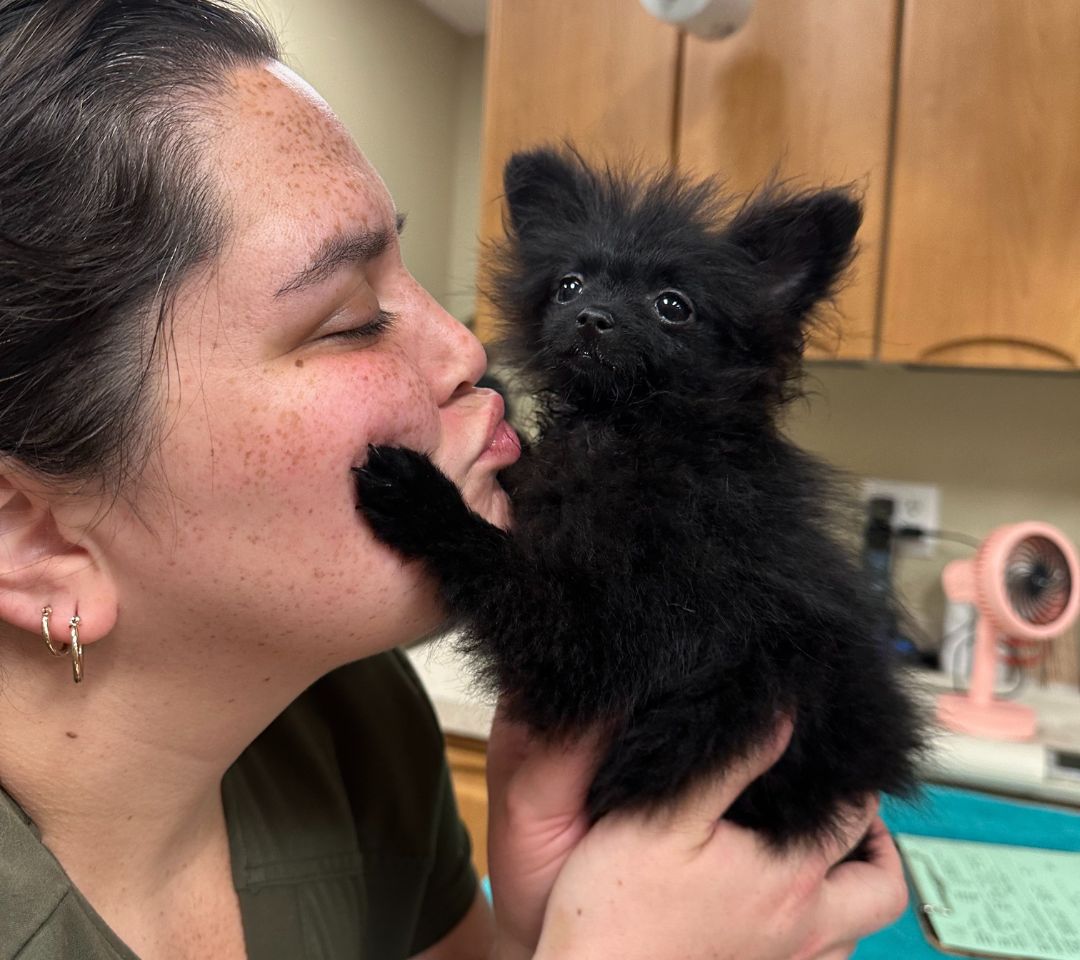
[41, 605, 69, 657]
[69, 615, 83, 684]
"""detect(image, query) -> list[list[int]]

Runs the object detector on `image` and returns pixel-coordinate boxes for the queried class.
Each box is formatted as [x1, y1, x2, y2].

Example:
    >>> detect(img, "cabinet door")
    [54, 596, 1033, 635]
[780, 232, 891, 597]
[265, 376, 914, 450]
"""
[445, 734, 489, 878]
[475, 0, 680, 340]
[678, 1, 899, 360]
[881, 1, 1080, 369]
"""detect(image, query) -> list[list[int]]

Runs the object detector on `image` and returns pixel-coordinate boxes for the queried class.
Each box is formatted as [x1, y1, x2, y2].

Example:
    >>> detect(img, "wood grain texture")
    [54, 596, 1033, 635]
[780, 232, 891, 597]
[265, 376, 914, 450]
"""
[445, 734, 489, 878]
[678, 0, 899, 360]
[475, 0, 680, 340]
[881, 0, 1080, 369]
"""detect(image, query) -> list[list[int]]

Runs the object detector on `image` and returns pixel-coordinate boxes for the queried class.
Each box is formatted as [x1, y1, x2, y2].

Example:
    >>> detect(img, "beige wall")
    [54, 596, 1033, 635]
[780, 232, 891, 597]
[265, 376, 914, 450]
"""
[784, 364, 1080, 664]
[237, 0, 477, 315]
[442, 35, 486, 324]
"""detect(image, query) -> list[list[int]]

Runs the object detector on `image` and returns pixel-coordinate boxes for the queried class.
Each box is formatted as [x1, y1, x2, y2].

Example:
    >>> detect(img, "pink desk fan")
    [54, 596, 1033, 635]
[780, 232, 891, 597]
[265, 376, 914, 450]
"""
[938, 522, 1080, 741]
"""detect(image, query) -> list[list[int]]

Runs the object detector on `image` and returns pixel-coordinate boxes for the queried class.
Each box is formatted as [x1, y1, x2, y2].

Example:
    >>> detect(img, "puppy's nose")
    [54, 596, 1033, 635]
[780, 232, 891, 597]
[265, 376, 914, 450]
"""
[576, 307, 615, 336]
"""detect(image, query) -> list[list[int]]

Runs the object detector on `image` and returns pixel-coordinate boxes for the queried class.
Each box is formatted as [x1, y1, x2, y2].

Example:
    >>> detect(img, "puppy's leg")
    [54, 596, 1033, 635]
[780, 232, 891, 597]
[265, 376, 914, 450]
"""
[586, 670, 776, 823]
[353, 444, 514, 609]
[726, 722, 890, 851]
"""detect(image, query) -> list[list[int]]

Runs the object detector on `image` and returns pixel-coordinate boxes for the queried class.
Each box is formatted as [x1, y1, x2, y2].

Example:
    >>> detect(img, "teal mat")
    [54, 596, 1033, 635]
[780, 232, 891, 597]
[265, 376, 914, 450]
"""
[854, 785, 1080, 958]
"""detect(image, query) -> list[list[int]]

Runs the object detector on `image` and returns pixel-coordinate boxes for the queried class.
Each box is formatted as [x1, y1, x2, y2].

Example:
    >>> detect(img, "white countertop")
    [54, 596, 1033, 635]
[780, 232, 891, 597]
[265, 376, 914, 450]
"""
[407, 638, 1080, 805]
[916, 669, 1080, 805]
[406, 635, 495, 740]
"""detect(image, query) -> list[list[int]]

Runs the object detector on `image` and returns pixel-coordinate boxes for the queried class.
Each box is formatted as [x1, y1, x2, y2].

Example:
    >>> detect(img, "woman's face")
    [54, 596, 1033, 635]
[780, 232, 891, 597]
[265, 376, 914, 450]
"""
[96, 62, 514, 669]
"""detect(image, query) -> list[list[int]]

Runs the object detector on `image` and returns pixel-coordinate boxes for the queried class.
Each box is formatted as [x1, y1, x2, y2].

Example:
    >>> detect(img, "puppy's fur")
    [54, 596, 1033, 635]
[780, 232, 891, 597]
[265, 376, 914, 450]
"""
[356, 149, 923, 846]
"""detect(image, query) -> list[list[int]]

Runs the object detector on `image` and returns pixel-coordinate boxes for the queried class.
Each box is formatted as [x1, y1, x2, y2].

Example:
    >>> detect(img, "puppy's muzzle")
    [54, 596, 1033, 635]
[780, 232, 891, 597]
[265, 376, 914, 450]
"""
[576, 307, 615, 341]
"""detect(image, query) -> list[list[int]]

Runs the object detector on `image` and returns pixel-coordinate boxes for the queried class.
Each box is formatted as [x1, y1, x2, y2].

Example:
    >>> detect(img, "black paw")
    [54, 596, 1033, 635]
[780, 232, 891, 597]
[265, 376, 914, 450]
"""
[354, 445, 470, 559]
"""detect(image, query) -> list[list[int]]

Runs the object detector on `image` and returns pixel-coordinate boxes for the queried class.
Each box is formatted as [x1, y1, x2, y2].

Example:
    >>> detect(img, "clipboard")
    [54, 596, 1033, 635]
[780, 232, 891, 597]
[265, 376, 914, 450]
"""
[896, 834, 1080, 960]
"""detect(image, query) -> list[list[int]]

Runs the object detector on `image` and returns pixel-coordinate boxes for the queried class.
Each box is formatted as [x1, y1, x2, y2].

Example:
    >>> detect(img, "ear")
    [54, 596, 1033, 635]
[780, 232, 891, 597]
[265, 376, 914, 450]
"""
[724, 188, 862, 318]
[0, 471, 118, 647]
[503, 147, 587, 237]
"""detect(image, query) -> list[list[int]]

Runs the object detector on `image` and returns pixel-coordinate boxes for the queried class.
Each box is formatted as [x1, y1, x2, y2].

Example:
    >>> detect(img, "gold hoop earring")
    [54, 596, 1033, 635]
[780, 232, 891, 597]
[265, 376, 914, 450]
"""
[40, 606, 84, 683]
[41, 605, 68, 657]
[69, 615, 83, 684]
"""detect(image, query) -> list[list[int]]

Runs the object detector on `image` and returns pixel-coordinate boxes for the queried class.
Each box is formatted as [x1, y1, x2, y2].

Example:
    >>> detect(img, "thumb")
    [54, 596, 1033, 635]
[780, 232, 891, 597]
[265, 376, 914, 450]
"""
[485, 703, 608, 951]
[656, 715, 794, 834]
[486, 703, 606, 828]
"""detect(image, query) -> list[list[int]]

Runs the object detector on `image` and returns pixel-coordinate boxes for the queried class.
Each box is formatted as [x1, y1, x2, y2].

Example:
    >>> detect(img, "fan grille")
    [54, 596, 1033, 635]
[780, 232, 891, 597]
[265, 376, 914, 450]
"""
[1004, 535, 1072, 625]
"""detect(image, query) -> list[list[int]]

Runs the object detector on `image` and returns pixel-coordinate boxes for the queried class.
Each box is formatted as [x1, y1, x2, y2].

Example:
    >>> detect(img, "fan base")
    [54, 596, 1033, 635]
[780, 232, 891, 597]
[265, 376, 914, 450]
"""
[937, 693, 1037, 741]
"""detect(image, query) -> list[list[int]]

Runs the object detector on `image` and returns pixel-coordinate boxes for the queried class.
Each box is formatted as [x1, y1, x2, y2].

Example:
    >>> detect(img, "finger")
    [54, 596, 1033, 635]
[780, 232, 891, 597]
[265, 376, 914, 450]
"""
[814, 946, 856, 960]
[819, 818, 909, 943]
[849, 815, 905, 887]
[486, 705, 607, 826]
[484, 705, 534, 781]
[815, 794, 881, 869]
[658, 716, 794, 831]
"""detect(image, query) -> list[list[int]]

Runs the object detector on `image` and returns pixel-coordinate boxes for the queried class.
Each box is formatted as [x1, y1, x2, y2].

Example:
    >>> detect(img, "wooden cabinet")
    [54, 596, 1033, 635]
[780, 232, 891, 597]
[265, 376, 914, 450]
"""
[476, 0, 893, 356]
[445, 734, 489, 878]
[679, 1, 899, 359]
[477, 0, 1080, 372]
[879, 0, 1080, 369]
[476, 0, 680, 340]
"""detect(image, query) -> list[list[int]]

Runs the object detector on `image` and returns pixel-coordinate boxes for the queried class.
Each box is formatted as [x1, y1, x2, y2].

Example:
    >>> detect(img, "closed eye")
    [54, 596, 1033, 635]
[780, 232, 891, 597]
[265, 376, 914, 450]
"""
[325, 310, 398, 342]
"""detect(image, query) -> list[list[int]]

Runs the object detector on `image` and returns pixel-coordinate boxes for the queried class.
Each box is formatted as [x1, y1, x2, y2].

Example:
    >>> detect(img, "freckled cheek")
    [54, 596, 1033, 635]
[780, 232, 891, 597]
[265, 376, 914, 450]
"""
[158, 346, 443, 516]
[354, 376, 441, 454]
[236, 367, 441, 491]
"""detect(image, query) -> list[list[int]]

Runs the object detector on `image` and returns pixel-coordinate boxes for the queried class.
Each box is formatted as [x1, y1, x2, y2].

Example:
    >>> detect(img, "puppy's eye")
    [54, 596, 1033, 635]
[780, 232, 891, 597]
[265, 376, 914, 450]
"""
[654, 290, 693, 325]
[554, 275, 584, 304]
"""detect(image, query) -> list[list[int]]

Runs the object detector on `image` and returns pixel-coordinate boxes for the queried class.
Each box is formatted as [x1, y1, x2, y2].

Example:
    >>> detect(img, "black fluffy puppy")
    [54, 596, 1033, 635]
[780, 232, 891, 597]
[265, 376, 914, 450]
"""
[356, 148, 922, 847]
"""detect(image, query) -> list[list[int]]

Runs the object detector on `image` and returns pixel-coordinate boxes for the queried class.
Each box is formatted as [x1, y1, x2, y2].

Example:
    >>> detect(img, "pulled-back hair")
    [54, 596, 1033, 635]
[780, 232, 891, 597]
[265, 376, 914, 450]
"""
[0, 0, 278, 490]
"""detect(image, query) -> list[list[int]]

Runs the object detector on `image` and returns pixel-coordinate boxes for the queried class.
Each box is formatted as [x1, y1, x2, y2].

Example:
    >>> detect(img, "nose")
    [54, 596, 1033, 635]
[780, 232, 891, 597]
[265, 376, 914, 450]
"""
[576, 307, 615, 335]
[414, 287, 487, 404]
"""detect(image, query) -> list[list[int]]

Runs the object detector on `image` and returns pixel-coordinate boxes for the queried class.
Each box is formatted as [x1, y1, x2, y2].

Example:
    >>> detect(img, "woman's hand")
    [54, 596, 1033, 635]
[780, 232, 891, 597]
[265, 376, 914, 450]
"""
[486, 712, 908, 960]
[485, 707, 601, 959]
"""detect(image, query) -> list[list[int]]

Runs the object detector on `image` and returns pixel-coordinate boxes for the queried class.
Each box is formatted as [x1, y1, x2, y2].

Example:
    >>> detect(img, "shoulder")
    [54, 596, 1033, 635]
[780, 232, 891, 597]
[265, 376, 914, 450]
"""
[0, 789, 67, 959]
[309, 647, 444, 762]
[228, 648, 453, 863]
[304, 649, 450, 852]
[225, 649, 473, 957]
[0, 791, 129, 959]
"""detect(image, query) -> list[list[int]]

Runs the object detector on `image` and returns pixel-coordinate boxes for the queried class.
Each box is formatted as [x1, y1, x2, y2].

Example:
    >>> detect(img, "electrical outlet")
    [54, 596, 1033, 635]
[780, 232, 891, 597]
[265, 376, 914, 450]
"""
[861, 479, 941, 558]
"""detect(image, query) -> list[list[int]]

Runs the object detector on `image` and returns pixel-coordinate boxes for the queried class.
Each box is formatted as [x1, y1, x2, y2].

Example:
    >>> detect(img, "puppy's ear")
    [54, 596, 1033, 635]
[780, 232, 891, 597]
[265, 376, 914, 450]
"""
[503, 148, 586, 237]
[724, 188, 862, 319]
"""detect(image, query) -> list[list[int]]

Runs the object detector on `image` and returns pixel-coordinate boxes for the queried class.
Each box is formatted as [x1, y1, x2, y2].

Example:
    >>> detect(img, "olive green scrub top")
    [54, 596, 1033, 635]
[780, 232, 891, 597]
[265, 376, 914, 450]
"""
[0, 651, 479, 959]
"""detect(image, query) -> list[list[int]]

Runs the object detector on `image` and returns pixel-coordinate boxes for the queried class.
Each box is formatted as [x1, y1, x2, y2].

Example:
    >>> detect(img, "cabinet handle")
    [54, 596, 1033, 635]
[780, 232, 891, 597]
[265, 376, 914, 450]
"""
[916, 336, 1076, 369]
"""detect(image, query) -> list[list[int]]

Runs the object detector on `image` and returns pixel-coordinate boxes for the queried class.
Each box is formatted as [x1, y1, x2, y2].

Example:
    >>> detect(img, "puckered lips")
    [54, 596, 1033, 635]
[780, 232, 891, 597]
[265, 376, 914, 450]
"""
[478, 390, 521, 467]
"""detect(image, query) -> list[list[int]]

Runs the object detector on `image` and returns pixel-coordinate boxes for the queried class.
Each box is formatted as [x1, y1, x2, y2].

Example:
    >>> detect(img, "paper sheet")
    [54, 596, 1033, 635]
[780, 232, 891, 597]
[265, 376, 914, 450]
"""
[897, 834, 1080, 959]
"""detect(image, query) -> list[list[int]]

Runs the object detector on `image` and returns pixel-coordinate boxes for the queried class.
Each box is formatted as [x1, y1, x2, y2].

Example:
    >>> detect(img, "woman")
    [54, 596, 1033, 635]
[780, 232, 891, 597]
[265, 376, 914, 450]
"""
[0, 2, 907, 957]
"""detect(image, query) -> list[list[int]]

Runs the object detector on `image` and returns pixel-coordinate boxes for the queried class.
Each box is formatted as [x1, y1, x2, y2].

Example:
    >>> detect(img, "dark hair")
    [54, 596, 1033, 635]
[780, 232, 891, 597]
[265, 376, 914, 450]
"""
[0, 0, 278, 491]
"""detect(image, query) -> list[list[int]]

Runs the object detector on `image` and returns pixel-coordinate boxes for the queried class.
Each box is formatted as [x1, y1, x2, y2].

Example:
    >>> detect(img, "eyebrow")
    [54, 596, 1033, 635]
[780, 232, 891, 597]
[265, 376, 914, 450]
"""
[274, 212, 407, 298]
